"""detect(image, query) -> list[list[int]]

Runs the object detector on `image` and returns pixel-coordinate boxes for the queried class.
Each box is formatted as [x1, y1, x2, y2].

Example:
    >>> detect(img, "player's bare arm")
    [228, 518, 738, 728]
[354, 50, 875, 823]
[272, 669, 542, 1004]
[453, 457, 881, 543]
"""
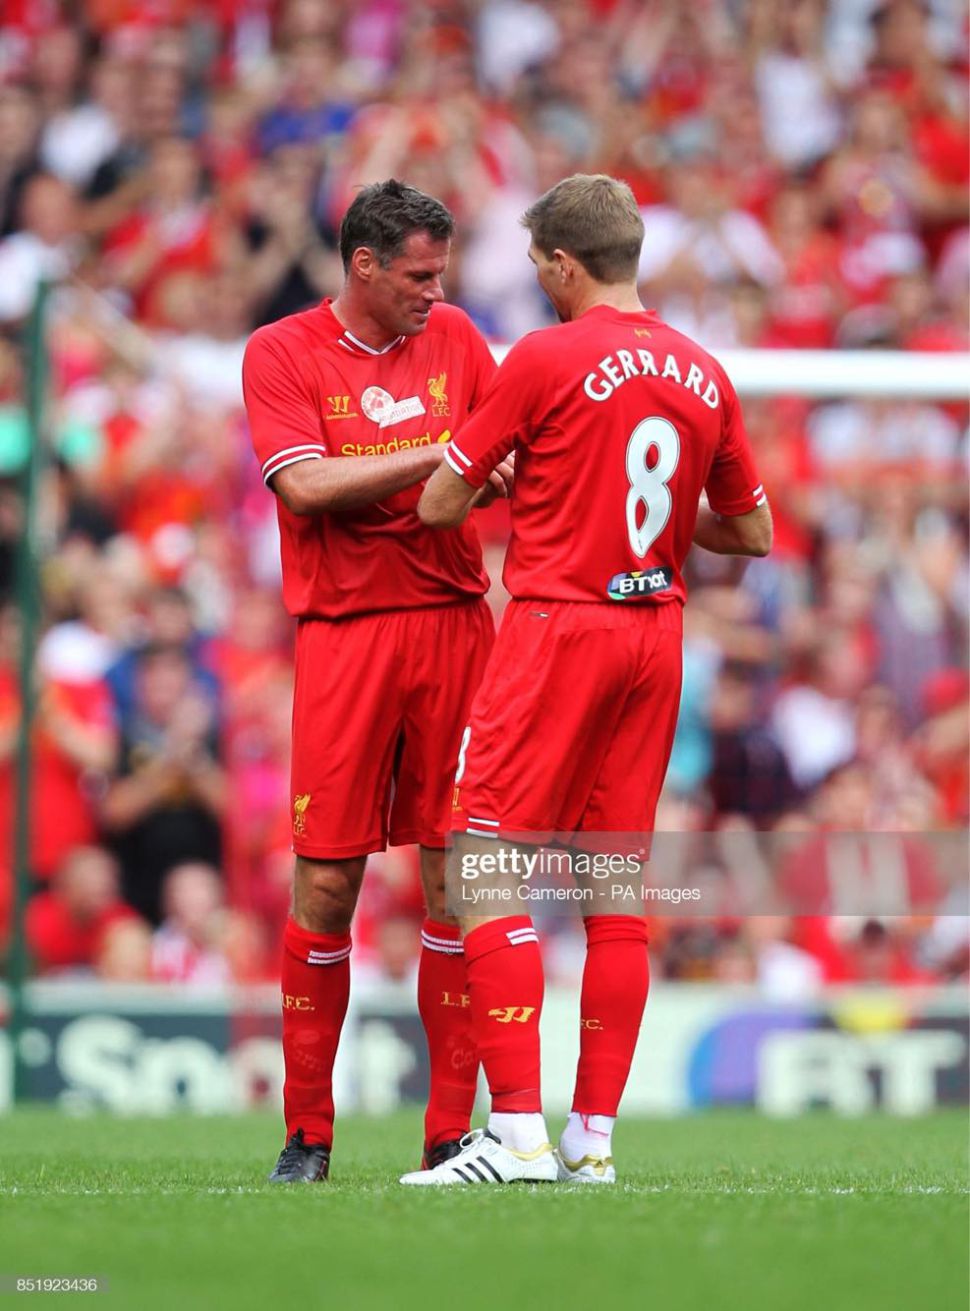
[418, 454, 514, 527]
[692, 500, 773, 557]
[272, 443, 447, 515]
[276, 447, 513, 517]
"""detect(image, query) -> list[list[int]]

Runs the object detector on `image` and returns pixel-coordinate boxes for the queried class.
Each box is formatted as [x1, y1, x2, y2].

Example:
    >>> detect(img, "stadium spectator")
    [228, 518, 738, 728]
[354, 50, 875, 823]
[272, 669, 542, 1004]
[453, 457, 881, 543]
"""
[750, 0, 843, 172]
[242, 143, 340, 327]
[0, 83, 41, 238]
[25, 845, 139, 974]
[151, 860, 230, 985]
[104, 583, 218, 727]
[708, 665, 797, 821]
[100, 135, 222, 329]
[101, 641, 224, 924]
[37, 39, 127, 190]
[0, 171, 80, 322]
[256, 36, 355, 155]
[0, 604, 117, 886]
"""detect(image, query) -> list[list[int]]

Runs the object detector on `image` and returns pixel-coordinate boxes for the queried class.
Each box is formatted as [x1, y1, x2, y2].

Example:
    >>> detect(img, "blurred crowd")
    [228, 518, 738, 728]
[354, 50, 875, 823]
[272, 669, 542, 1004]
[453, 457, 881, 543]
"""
[0, 0, 966, 991]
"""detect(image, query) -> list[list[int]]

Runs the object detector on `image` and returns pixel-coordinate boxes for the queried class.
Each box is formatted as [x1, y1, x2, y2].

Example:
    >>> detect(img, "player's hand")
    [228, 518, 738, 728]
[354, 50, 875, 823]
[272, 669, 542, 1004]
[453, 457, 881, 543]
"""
[474, 455, 515, 508]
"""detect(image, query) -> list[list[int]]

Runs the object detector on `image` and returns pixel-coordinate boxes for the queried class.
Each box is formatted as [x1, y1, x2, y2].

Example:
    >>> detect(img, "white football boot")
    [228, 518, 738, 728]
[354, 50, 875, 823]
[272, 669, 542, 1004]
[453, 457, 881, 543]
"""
[555, 1150, 616, 1185]
[400, 1129, 558, 1186]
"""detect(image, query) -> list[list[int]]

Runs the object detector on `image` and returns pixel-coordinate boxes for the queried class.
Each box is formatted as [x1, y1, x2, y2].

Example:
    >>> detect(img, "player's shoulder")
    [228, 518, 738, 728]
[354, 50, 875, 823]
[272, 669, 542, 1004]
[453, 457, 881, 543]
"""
[502, 322, 565, 366]
[245, 304, 333, 363]
[650, 317, 735, 390]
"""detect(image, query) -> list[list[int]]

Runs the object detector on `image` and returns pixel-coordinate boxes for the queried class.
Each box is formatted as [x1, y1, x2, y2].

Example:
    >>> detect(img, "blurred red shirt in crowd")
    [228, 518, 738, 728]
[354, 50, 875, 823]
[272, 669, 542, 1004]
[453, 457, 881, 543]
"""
[25, 845, 138, 973]
[0, 669, 116, 885]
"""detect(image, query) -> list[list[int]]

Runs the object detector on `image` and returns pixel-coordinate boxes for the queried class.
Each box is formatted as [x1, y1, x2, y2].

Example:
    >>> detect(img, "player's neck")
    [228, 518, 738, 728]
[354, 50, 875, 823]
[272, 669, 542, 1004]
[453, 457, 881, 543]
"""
[570, 283, 644, 321]
[330, 289, 401, 351]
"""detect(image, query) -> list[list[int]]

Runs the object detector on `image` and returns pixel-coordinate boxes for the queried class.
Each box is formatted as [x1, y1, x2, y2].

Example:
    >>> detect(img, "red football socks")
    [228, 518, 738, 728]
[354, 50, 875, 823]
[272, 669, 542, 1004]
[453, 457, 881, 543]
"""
[280, 917, 351, 1147]
[417, 919, 480, 1149]
[463, 915, 544, 1113]
[572, 915, 650, 1116]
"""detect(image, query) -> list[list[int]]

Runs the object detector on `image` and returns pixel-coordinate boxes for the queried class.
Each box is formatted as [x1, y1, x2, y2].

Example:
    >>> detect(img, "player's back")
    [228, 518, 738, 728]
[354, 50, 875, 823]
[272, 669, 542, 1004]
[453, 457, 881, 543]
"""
[463, 306, 763, 606]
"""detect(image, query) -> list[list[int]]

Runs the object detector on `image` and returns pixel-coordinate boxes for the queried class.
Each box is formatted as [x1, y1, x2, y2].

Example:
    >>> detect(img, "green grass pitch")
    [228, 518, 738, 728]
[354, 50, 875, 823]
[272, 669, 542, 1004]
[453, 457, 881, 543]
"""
[0, 1110, 966, 1311]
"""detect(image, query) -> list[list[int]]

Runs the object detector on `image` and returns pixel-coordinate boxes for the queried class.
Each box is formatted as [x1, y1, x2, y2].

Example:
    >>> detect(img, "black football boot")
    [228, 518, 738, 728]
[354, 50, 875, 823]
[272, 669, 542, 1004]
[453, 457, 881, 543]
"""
[268, 1129, 331, 1183]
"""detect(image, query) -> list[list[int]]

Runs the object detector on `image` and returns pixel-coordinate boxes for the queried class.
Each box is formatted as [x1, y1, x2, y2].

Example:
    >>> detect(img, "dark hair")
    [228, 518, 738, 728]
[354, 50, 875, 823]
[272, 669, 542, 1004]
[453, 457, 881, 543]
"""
[522, 174, 644, 284]
[339, 179, 455, 272]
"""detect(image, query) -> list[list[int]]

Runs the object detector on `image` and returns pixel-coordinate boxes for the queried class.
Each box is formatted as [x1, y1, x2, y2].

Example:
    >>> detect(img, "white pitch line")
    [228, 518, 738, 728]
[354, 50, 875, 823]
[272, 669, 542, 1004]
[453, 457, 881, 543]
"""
[0, 1184, 964, 1198]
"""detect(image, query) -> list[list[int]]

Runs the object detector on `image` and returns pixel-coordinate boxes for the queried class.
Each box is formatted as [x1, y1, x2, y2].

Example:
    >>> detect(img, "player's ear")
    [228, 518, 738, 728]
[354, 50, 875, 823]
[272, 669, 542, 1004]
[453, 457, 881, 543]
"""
[552, 249, 570, 283]
[351, 246, 378, 282]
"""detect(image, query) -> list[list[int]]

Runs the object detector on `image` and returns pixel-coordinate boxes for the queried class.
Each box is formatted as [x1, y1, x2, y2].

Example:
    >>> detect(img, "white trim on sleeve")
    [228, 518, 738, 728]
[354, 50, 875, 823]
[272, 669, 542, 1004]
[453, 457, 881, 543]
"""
[262, 446, 326, 483]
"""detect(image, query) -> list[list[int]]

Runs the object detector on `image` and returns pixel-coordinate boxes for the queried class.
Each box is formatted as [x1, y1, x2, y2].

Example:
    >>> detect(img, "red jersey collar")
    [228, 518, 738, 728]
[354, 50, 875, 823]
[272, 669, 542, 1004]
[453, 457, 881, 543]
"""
[320, 299, 406, 357]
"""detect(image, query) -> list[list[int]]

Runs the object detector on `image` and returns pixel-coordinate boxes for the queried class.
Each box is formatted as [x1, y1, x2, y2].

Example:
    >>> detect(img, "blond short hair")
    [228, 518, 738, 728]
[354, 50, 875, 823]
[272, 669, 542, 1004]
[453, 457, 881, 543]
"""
[522, 174, 644, 284]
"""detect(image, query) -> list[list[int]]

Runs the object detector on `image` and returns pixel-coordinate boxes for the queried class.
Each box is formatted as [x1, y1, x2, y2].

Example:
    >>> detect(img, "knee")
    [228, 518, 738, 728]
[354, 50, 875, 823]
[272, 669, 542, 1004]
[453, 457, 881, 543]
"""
[293, 862, 361, 934]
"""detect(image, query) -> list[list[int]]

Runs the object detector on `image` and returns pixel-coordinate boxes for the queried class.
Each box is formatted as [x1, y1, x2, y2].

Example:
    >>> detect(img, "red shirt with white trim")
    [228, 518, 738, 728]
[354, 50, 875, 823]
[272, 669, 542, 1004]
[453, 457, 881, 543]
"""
[243, 299, 496, 619]
[446, 306, 765, 606]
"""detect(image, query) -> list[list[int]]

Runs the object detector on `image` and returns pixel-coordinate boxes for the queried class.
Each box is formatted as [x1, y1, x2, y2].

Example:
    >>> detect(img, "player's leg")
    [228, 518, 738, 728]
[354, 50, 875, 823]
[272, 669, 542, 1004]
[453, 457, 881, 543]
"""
[461, 888, 548, 1147]
[402, 882, 553, 1188]
[392, 600, 494, 1167]
[454, 607, 638, 1169]
[400, 838, 554, 1185]
[270, 855, 366, 1183]
[560, 610, 682, 1184]
[557, 915, 649, 1184]
[414, 844, 479, 1166]
[270, 615, 402, 1183]
[402, 602, 617, 1185]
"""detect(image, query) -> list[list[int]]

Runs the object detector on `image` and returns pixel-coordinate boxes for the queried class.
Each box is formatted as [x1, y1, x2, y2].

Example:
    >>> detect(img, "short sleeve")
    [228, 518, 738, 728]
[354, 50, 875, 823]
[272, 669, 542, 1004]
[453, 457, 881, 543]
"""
[445, 336, 544, 489]
[242, 329, 327, 486]
[705, 372, 766, 516]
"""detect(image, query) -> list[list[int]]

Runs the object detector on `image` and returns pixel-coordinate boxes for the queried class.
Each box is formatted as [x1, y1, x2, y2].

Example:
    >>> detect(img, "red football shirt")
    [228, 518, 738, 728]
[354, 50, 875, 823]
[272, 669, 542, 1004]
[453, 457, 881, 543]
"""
[0, 672, 115, 882]
[446, 306, 765, 606]
[243, 299, 496, 619]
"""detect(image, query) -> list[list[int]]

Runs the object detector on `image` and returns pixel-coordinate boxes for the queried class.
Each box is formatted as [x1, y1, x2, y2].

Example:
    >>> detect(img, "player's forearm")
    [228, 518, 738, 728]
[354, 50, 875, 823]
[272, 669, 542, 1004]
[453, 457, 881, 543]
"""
[693, 503, 773, 557]
[419, 452, 514, 527]
[418, 463, 479, 527]
[272, 446, 444, 515]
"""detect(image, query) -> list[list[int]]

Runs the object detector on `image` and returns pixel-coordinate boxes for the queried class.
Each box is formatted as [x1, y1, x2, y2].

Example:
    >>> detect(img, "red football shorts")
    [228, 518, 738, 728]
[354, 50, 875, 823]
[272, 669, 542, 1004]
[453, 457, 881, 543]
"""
[452, 599, 683, 841]
[291, 600, 494, 859]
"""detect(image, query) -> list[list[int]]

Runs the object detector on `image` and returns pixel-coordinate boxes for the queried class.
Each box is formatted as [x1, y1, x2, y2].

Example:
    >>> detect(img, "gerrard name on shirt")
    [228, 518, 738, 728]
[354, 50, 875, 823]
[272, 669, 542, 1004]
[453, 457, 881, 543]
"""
[584, 349, 720, 409]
